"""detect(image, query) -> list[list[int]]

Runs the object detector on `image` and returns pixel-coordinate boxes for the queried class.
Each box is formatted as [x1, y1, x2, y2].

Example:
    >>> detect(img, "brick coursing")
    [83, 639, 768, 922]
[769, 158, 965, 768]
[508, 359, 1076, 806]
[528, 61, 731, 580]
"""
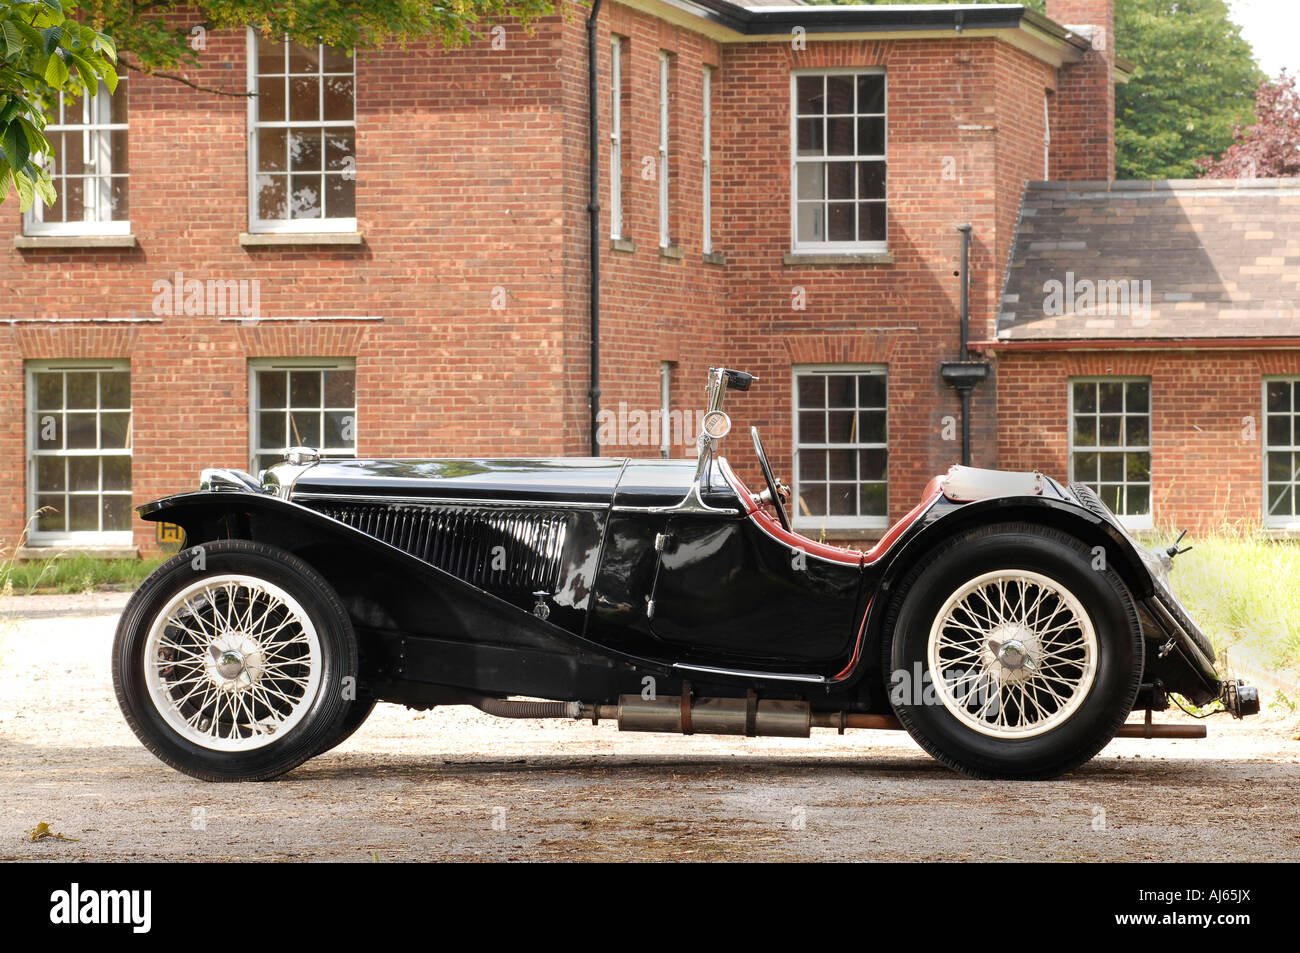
[5, 0, 1270, 555]
[997, 349, 1300, 531]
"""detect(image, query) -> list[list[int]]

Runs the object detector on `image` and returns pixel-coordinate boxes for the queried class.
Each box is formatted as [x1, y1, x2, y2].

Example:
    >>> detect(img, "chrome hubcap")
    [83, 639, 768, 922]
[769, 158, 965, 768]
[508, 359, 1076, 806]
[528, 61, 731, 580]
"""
[206, 633, 265, 686]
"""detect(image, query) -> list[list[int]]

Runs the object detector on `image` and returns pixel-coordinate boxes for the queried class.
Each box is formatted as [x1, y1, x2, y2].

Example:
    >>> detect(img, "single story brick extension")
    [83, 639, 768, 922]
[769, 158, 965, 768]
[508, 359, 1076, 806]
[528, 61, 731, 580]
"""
[2, 0, 1295, 560]
[991, 179, 1300, 533]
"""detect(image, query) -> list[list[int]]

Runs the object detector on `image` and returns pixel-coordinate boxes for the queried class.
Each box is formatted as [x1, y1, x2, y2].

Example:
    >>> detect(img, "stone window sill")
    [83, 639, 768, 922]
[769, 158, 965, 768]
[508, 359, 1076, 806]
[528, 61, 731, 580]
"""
[240, 232, 364, 247]
[783, 251, 894, 266]
[610, 237, 636, 253]
[14, 234, 137, 249]
[659, 243, 684, 260]
[702, 250, 727, 266]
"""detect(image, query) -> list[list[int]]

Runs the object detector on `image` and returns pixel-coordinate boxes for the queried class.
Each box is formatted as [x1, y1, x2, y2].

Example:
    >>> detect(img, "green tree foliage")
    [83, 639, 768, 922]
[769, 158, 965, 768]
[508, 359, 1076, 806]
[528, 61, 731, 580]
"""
[0, 0, 118, 210]
[74, 1, 562, 85]
[811, 0, 1262, 180]
[1114, 0, 1261, 179]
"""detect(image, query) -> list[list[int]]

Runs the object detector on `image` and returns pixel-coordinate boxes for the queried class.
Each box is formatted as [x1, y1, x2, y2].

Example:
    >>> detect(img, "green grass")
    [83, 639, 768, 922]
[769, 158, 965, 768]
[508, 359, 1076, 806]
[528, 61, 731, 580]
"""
[1139, 529, 1300, 677]
[1, 552, 165, 595]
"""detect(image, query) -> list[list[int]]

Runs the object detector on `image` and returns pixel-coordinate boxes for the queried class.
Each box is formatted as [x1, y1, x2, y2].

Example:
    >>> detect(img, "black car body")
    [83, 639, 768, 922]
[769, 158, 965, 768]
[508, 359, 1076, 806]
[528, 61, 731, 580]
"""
[112, 367, 1256, 781]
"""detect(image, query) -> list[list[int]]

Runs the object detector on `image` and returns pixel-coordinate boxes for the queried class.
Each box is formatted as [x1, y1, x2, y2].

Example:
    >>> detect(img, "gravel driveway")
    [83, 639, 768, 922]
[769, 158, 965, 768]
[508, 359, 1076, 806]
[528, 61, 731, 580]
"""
[3, 592, 1299, 862]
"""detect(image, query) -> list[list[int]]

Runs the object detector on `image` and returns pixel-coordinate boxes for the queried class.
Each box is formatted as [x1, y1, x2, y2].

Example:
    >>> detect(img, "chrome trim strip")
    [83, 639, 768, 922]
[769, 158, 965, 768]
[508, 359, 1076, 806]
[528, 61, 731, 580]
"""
[611, 455, 747, 517]
[290, 492, 609, 510]
[610, 503, 744, 516]
[673, 662, 827, 685]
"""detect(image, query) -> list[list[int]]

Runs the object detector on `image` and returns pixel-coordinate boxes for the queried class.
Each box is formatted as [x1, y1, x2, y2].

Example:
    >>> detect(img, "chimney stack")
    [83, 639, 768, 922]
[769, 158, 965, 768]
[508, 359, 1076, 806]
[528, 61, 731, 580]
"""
[1046, 0, 1115, 181]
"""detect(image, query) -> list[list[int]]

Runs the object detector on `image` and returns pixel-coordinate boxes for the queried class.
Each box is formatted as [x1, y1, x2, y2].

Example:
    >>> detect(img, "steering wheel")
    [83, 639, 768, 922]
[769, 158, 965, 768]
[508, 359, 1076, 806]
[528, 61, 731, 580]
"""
[750, 426, 792, 531]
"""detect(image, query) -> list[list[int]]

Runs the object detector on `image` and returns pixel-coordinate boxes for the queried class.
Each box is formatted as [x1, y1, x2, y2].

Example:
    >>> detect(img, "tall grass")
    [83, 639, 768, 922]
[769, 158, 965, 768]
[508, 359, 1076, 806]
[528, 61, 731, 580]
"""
[1, 509, 163, 595]
[1140, 527, 1300, 676]
[2, 552, 165, 595]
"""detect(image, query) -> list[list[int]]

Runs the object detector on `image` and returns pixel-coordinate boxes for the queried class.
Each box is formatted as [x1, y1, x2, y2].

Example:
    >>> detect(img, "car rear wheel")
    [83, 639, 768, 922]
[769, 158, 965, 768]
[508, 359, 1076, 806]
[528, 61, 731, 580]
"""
[884, 523, 1143, 779]
[113, 540, 357, 781]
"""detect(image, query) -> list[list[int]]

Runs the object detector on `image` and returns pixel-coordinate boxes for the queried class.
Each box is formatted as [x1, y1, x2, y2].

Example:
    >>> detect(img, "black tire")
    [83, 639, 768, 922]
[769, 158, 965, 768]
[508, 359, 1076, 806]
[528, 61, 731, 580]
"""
[883, 523, 1143, 780]
[315, 692, 377, 755]
[112, 540, 357, 782]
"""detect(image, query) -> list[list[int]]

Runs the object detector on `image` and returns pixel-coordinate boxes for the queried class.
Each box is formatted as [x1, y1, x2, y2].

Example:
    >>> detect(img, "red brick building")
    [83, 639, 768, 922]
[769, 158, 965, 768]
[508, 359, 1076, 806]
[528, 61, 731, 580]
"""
[4, 0, 1287, 559]
[991, 178, 1300, 534]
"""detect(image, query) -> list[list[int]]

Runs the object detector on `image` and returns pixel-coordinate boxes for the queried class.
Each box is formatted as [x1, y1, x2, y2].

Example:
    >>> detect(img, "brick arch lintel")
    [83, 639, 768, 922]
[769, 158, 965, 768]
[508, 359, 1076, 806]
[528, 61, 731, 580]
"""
[235, 324, 370, 358]
[1059, 353, 1157, 377]
[785, 40, 889, 70]
[11, 325, 142, 360]
[781, 332, 903, 365]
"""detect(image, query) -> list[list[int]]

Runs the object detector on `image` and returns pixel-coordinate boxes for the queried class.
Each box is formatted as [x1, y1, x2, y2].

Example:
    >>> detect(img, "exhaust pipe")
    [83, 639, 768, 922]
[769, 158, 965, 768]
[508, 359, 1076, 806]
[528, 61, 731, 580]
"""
[471, 697, 583, 719]
[601, 694, 813, 737]
[470, 695, 1208, 741]
[1114, 723, 1206, 739]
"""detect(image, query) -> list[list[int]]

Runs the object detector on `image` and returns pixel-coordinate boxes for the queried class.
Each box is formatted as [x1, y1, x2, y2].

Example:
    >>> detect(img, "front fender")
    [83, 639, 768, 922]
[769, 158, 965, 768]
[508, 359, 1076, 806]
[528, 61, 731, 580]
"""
[140, 489, 529, 634]
[136, 490, 670, 697]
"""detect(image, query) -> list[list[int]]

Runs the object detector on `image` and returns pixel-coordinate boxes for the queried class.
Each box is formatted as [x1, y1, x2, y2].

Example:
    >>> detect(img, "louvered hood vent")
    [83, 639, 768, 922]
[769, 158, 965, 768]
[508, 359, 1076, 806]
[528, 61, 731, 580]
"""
[306, 501, 568, 594]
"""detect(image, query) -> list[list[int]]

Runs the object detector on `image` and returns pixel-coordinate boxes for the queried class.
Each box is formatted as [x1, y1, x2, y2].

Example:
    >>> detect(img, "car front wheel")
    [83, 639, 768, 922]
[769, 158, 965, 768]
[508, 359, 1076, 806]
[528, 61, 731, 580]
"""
[884, 524, 1144, 779]
[113, 540, 357, 781]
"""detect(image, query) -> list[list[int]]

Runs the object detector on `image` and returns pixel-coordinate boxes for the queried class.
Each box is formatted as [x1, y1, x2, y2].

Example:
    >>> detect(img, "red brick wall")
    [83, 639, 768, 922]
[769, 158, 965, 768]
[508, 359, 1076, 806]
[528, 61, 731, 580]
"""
[997, 349, 1300, 531]
[575, 5, 727, 465]
[1045, 0, 1115, 181]
[1, 21, 585, 555]
[706, 36, 1057, 529]
[0, 4, 1124, 557]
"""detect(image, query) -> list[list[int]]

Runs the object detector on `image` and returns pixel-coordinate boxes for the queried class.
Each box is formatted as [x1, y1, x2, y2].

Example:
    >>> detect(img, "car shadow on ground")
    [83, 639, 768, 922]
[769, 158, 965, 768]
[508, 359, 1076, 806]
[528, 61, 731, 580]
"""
[3, 740, 1292, 787]
[292, 749, 1293, 784]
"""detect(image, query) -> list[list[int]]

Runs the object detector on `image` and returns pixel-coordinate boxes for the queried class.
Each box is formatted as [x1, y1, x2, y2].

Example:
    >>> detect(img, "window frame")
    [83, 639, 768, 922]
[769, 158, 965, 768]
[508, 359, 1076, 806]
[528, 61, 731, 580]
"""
[24, 83, 130, 237]
[610, 35, 624, 241]
[248, 357, 359, 474]
[1263, 376, 1300, 529]
[1067, 376, 1153, 531]
[25, 359, 133, 546]
[658, 51, 672, 249]
[246, 28, 357, 234]
[789, 67, 887, 254]
[1043, 91, 1051, 180]
[791, 363, 889, 532]
[702, 65, 713, 254]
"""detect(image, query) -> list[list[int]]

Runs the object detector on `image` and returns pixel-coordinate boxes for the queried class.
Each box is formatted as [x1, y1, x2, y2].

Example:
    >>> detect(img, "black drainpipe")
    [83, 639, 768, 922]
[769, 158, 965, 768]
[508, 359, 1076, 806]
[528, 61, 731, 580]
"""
[587, 0, 604, 457]
[939, 223, 990, 467]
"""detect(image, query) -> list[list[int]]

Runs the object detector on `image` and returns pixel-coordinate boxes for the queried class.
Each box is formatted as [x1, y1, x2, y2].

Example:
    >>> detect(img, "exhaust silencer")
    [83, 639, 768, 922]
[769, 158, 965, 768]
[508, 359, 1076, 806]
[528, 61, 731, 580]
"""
[609, 694, 812, 738]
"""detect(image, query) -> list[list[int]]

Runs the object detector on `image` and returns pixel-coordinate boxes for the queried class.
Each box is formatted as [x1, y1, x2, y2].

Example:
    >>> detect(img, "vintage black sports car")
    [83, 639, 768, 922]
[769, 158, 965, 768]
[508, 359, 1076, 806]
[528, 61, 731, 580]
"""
[113, 367, 1257, 782]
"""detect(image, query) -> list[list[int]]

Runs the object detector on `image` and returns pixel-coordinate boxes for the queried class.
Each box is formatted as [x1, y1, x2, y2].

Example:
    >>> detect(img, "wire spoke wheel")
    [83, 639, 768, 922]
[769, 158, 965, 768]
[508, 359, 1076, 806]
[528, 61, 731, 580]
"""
[927, 569, 1098, 739]
[143, 573, 323, 752]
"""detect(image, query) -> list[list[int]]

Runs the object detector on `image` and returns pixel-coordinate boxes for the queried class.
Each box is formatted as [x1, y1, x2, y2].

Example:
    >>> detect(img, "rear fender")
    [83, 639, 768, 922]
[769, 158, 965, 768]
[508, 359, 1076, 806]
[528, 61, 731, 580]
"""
[847, 495, 1154, 691]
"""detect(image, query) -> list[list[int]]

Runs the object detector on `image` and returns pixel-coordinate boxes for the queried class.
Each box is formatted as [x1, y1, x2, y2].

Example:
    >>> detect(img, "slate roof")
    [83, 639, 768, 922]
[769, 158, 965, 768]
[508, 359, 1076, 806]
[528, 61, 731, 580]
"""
[997, 179, 1300, 342]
